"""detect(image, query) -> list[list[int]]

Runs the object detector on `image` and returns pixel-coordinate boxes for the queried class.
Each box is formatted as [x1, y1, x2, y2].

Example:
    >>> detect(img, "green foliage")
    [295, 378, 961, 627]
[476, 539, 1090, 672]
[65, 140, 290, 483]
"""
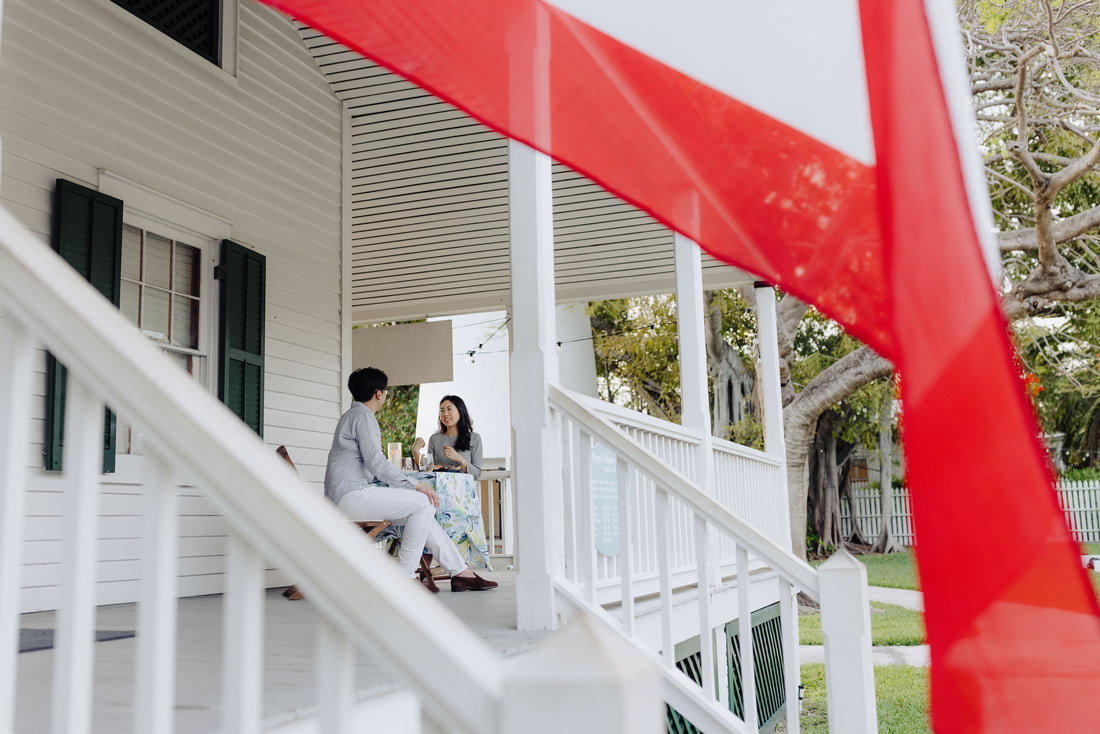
[1015, 304, 1100, 469]
[976, 0, 1010, 34]
[864, 476, 908, 491]
[1063, 467, 1100, 482]
[589, 296, 682, 420]
[727, 412, 764, 451]
[793, 309, 895, 451]
[588, 290, 760, 426]
[376, 384, 420, 454]
[799, 602, 925, 646]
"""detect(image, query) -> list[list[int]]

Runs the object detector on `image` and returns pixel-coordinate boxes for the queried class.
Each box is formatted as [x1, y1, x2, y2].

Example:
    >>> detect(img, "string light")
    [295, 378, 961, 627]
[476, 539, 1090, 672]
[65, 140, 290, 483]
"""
[451, 308, 754, 359]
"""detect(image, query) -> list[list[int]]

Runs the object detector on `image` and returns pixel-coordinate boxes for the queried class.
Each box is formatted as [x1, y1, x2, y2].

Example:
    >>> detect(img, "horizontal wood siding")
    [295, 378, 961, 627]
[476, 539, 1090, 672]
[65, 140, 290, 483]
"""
[1, 0, 342, 611]
[297, 29, 751, 324]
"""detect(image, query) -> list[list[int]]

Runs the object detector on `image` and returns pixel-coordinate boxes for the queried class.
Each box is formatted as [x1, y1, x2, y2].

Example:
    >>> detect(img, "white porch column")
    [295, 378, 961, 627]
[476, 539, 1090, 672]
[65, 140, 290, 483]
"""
[754, 283, 786, 462]
[673, 233, 714, 490]
[675, 235, 728, 704]
[755, 282, 792, 548]
[509, 139, 562, 631]
[339, 105, 354, 381]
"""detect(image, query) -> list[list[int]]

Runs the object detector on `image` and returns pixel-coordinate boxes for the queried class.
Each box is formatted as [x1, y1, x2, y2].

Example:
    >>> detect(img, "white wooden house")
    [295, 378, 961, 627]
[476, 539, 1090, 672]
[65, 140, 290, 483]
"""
[0, 2, 876, 732]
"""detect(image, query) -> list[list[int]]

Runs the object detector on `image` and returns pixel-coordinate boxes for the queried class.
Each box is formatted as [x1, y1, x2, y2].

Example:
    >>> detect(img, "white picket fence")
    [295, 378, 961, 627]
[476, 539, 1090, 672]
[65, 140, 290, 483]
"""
[1057, 481, 1100, 543]
[840, 479, 1100, 545]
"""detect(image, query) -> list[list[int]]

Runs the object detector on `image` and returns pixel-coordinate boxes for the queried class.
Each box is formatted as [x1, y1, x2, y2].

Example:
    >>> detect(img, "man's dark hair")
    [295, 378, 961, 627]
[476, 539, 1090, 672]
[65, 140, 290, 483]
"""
[348, 367, 388, 402]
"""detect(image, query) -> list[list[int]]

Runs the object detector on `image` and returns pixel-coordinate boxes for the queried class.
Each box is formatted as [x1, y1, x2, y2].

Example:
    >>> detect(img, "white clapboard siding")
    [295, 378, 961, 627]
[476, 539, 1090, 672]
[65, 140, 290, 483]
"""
[295, 25, 754, 324]
[1, 0, 342, 611]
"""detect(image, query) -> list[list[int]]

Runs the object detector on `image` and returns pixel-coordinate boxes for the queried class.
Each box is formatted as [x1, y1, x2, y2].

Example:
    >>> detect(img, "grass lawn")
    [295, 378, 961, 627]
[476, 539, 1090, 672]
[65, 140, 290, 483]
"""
[835, 544, 1100, 595]
[858, 550, 920, 590]
[774, 663, 930, 734]
[799, 602, 925, 646]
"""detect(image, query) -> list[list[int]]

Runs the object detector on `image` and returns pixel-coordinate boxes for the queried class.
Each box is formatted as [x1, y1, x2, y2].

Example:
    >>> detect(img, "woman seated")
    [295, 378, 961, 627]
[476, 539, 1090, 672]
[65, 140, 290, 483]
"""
[413, 395, 482, 480]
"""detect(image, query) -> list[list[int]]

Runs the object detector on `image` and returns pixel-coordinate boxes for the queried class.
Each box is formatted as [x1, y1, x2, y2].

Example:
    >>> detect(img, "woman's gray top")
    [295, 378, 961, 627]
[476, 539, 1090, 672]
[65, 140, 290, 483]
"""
[428, 431, 483, 481]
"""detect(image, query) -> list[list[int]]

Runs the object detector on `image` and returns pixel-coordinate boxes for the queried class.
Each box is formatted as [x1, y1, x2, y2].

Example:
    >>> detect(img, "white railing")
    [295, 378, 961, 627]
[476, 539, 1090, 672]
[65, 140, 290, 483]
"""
[479, 469, 515, 558]
[0, 206, 659, 733]
[712, 440, 789, 558]
[550, 385, 878, 734]
[572, 395, 790, 602]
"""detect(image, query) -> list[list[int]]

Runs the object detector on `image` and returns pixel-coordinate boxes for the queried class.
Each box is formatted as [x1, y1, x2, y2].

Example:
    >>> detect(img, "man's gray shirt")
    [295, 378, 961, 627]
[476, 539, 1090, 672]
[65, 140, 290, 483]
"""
[324, 402, 415, 505]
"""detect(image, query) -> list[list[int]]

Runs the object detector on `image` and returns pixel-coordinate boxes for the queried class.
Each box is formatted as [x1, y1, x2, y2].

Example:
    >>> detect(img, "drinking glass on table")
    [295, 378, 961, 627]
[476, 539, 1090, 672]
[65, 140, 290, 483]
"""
[420, 452, 433, 472]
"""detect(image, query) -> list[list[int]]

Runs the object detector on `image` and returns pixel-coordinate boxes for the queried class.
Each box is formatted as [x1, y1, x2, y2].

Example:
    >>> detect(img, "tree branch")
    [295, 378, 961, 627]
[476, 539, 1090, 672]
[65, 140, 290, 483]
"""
[998, 204, 1100, 251]
[1003, 269, 1100, 321]
[1048, 128, 1100, 196]
[784, 347, 893, 444]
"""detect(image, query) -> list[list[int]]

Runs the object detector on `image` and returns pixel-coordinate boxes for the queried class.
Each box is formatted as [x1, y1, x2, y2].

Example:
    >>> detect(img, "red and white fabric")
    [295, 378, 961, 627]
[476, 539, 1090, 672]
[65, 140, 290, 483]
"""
[258, 0, 1100, 729]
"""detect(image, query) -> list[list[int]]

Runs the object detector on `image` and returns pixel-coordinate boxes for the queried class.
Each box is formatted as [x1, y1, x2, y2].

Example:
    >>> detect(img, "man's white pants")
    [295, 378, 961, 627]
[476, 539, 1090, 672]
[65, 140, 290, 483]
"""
[336, 484, 467, 578]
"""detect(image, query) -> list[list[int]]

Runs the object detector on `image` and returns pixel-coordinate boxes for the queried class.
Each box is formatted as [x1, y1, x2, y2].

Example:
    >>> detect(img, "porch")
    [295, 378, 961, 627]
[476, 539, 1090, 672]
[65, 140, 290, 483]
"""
[14, 571, 543, 733]
[0, 2, 881, 731]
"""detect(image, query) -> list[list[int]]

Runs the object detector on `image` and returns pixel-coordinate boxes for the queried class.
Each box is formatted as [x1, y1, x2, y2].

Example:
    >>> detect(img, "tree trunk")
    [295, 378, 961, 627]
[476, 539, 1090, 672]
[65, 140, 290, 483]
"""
[783, 346, 894, 558]
[840, 449, 868, 546]
[872, 397, 901, 553]
[822, 430, 841, 550]
[703, 291, 753, 438]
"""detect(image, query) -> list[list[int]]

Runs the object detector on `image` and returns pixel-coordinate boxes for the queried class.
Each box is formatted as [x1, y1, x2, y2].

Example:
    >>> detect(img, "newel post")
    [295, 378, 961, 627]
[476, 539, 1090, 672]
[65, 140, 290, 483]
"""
[819, 549, 878, 734]
[500, 615, 662, 733]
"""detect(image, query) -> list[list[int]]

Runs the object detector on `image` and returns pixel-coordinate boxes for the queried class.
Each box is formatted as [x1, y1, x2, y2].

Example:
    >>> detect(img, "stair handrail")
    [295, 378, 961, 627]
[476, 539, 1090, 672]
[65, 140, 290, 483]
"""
[549, 383, 819, 599]
[0, 206, 502, 731]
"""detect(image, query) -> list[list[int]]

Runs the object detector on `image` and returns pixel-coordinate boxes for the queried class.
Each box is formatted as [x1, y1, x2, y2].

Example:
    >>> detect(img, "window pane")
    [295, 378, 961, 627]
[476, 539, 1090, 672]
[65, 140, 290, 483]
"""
[142, 288, 170, 343]
[172, 295, 199, 349]
[122, 225, 142, 281]
[165, 350, 194, 375]
[115, 414, 132, 455]
[174, 243, 200, 296]
[145, 233, 172, 289]
[120, 281, 140, 326]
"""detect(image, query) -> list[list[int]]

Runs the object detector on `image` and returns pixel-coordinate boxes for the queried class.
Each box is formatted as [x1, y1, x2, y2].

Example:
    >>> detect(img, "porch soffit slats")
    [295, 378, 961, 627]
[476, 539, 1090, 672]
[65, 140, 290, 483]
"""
[296, 24, 751, 323]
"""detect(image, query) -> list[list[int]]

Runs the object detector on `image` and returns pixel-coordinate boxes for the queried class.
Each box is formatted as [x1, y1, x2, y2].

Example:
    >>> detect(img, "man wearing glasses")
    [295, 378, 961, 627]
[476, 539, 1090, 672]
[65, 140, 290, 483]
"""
[324, 366, 496, 592]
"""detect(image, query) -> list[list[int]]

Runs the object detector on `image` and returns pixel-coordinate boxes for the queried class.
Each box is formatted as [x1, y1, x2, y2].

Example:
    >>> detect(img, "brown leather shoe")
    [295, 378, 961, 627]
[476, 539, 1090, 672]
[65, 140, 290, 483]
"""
[418, 568, 440, 594]
[450, 572, 498, 592]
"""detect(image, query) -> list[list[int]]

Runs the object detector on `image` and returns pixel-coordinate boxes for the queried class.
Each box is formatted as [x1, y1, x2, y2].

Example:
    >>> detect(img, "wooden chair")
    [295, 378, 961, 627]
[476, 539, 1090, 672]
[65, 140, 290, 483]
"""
[275, 445, 433, 599]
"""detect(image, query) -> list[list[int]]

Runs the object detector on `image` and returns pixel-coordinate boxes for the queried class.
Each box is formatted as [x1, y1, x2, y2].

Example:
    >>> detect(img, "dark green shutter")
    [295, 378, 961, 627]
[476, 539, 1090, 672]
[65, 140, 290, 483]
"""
[45, 179, 124, 473]
[218, 240, 265, 436]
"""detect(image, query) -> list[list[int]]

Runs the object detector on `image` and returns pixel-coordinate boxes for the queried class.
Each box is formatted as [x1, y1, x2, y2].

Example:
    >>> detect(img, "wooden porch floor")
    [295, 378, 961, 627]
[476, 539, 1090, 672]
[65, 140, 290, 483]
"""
[14, 569, 545, 733]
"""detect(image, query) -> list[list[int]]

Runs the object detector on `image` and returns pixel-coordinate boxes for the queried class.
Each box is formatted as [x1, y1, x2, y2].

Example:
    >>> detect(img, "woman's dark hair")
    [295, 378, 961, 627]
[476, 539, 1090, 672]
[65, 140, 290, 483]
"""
[439, 394, 474, 451]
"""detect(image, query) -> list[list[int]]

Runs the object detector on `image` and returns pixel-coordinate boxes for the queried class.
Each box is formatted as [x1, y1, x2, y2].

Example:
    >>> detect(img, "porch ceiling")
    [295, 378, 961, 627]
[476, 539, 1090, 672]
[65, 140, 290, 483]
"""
[298, 27, 753, 324]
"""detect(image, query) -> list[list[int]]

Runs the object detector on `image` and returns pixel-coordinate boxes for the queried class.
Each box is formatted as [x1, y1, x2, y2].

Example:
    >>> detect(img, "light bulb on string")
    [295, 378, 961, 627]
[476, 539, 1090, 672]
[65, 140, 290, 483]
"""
[556, 341, 563, 352]
[467, 350, 476, 363]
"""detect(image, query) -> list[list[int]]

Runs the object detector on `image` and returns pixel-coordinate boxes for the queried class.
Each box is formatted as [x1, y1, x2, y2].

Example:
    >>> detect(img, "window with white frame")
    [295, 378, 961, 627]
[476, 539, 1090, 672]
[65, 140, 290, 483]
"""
[120, 224, 203, 370]
[116, 223, 213, 455]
